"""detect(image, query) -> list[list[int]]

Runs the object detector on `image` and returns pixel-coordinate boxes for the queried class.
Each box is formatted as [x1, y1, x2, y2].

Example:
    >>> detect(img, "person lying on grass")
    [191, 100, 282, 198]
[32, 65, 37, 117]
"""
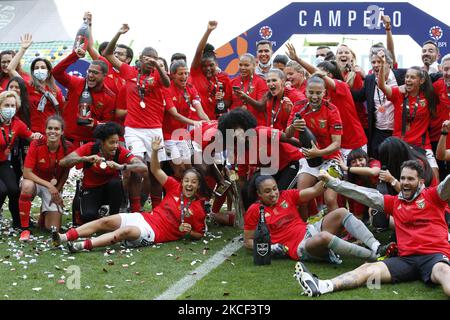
[294, 160, 450, 297]
[52, 137, 211, 252]
[244, 174, 393, 262]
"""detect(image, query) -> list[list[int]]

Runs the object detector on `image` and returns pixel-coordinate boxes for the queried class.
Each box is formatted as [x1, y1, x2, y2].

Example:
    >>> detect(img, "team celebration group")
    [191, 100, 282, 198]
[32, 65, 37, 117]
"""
[0, 12, 449, 297]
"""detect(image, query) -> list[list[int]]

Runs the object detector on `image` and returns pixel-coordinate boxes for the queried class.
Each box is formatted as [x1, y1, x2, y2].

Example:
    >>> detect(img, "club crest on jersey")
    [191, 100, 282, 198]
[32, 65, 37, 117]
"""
[319, 120, 327, 129]
[419, 99, 426, 107]
[257, 243, 269, 256]
[416, 199, 425, 209]
[281, 200, 288, 209]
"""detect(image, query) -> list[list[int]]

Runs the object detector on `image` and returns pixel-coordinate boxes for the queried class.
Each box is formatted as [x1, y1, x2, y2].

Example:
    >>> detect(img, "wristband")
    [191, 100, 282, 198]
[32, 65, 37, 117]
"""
[385, 27, 391, 31]
[441, 131, 448, 136]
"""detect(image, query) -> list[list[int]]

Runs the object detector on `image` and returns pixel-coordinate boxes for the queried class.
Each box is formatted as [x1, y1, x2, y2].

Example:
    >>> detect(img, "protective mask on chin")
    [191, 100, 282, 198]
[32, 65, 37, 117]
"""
[0, 107, 16, 121]
[33, 69, 48, 81]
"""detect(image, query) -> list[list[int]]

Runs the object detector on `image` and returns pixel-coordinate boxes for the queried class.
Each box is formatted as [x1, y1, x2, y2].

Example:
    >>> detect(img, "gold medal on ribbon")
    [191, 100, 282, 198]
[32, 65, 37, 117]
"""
[140, 101, 146, 108]
[50, 178, 58, 186]
[99, 161, 107, 169]
[179, 224, 184, 232]
[229, 170, 238, 182]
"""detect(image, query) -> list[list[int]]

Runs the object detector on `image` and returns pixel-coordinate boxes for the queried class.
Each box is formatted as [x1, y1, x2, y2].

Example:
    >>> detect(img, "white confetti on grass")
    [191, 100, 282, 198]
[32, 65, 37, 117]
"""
[32, 287, 42, 291]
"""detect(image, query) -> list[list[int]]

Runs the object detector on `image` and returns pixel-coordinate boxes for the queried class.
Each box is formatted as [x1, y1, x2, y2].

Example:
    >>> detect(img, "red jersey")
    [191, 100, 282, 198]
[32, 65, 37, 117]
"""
[25, 82, 64, 134]
[343, 71, 368, 130]
[230, 74, 268, 126]
[118, 63, 170, 128]
[189, 65, 232, 120]
[288, 101, 343, 159]
[383, 187, 450, 257]
[98, 56, 126, 95]
[347, 159, 381, 217]
[0, 71, 31, 92]
[141, 177, 206, 243]
[235, 126, 303, 177]
[75, 142, 135, 189]
[390, 87, 431, 149]
[266, 87, 306, 131]
[190, 120, 218, 150]
[163, 82, 200, 140]
[52, 52, 116, 142]
[431, 79, 450, 143]
[24, 137, 73, 181]
[245, 189, 308, 260]
[0, 117, 32, 162]
[325, 79, 367, 149]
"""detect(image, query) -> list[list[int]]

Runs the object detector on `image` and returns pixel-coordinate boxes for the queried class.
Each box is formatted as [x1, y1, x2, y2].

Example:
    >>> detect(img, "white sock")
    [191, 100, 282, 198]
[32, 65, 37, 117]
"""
[371, 241, 381, 253]
[60, 234, 67, 243]
[318, 279, 334, 294]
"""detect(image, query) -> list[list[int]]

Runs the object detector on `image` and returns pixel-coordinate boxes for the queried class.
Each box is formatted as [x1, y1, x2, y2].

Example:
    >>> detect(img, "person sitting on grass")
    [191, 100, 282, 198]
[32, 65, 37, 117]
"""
[294, 160, 450, 297]
[52, 137, 211, 252]
[244, 174, 390, 262]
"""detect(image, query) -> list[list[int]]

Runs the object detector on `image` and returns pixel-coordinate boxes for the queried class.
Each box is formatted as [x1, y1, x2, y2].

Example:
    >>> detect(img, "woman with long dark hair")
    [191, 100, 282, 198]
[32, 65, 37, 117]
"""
[18, 115, 71, 241]
[52, 136, 211, 252]
[7, 34, 64, 134]
[376, 50, 439, 179]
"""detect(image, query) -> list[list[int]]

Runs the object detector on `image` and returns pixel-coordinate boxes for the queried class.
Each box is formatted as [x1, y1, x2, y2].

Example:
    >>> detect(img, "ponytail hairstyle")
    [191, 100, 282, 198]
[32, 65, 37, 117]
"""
[45, 114, 68, 155]
[182, 167, 212, 199]
[317, 60, 344, 81]
[202, 43, 217, 62]
[408, 66, 437, 117]
[247, 172, 276, 206]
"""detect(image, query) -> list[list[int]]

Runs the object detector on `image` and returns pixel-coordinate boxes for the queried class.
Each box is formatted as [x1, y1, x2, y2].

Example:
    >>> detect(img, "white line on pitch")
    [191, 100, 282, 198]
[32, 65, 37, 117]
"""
[154, 235, 243, 300]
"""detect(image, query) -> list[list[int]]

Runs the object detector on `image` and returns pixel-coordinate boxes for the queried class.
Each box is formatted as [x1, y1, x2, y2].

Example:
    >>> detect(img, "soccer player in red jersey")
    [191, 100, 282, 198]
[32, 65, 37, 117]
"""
[53, 48, 116, 146]
[0, 49, 31, 92]
[103, 23, 171, 212]
[0, 91, 42, 230]
[244, 175, 382, 262]
[286, 43, 367, 162]
[59, 122, 147, 223]
[295, 160, 450, 298]
[244, 69, 306, 131]
[286, 76, 343, 219]
[163, 60, 209, 176]
[190, 21, 232, 120]
[434, 55, 450, 160]
[376, 50, 439, 179]
[230, 53, 268, 125]
[7, 34, 64, 134]
[52, 136, 210, 252]
[284, 60, 307, 95]
[19, 116, 73, 241]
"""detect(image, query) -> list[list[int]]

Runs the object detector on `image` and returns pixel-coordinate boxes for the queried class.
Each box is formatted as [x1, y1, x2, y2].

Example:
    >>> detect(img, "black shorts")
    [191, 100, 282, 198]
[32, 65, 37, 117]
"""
[382, 253, 450, 284]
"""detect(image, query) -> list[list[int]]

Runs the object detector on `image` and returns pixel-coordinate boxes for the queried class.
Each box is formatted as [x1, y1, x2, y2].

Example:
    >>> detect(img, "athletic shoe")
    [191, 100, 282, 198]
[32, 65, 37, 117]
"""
[271, 243, 289, 258]
[67, 241, 82, 253]
[376, 242, 398, 261]
[19, 229, 31, 242]
[51, 226, 61, 247]
[293, 262, 321, 297]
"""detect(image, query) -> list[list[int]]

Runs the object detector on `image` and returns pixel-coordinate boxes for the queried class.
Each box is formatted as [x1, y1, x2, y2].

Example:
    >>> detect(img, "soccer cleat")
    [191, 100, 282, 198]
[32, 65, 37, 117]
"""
[19, 229, 31, 242]
[51, 226, 61, 247]
[376, 242, 398, 261]
[294, 262, 321, 297]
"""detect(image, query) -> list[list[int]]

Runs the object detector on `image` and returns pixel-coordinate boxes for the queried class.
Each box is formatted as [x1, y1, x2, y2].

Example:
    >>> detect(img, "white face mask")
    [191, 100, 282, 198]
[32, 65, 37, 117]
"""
[1, 107, 16, 121]
[33, 69, 48, 81]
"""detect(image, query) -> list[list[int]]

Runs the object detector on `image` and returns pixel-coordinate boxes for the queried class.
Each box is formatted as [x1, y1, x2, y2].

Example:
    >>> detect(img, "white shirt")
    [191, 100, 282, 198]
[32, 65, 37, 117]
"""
[374, 69, 398, 131]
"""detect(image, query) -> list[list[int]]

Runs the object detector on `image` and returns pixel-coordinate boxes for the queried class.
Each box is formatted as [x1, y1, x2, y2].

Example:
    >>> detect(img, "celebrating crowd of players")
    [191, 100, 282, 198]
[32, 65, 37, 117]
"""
[0, 12, 449, 297]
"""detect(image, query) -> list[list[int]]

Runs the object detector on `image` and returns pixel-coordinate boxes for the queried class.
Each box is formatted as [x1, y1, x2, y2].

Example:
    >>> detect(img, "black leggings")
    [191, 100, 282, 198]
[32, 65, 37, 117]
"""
[80, 178, 123, 223]
[0, 161, 20, 227]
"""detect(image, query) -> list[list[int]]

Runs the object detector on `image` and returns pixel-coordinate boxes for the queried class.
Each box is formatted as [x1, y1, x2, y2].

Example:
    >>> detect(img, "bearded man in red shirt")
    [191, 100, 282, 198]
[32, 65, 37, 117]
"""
[295, 160, 450, 298]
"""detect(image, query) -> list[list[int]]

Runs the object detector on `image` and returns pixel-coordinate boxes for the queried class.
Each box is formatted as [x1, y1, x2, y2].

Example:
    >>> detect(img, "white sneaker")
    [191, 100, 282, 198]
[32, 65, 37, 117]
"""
[294, 262, 321, 297]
